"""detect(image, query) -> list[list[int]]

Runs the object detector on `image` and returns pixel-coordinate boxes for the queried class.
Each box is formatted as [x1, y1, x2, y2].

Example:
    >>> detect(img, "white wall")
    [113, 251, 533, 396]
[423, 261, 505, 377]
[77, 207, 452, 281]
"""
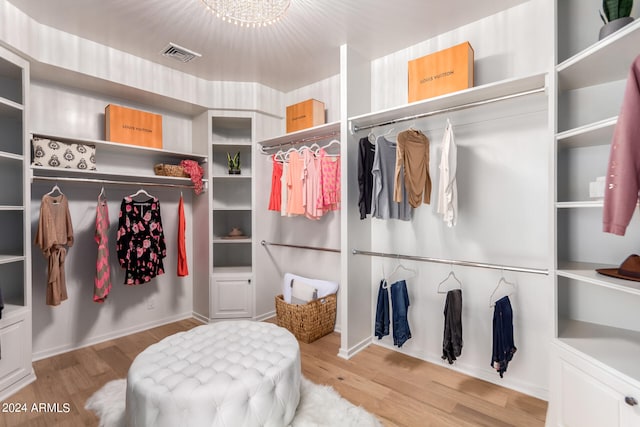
[29, 82, 196, 358]
[358, 0, 554, 399]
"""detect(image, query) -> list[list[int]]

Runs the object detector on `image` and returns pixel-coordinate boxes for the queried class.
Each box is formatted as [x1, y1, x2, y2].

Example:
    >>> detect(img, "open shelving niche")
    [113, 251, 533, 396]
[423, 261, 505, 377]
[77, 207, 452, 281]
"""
[29, 132, 208, 188]
[553, 4, 640, 398]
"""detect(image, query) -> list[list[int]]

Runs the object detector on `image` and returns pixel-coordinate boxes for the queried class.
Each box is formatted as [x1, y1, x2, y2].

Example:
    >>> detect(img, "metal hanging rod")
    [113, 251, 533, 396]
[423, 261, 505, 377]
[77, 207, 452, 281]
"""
[261, 240, 340, 253]
[350, 87, 545, 133]
[32, 175, 201, 190]
[352, 249, 548, 275]
[259, 131, 340, 154]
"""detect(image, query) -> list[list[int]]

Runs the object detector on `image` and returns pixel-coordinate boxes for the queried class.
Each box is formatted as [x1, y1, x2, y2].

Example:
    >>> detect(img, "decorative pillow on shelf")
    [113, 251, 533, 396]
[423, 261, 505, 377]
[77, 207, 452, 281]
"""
[32, 136, 97, 170]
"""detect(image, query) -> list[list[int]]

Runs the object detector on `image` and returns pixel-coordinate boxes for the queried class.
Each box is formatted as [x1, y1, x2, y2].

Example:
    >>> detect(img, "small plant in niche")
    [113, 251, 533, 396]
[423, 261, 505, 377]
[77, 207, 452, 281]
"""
[227, 151, 241, 174]
[599, 0, 635, 39]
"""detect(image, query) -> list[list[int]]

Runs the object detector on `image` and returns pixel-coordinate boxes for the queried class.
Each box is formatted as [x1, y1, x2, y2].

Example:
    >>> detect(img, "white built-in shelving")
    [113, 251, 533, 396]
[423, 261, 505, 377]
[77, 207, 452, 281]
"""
[547, 1, 640, 425]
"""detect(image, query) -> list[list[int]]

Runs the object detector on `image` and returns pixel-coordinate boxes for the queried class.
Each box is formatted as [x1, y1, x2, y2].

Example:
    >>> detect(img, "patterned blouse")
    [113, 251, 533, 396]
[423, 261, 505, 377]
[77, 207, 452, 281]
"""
[116, 196, 166, 285]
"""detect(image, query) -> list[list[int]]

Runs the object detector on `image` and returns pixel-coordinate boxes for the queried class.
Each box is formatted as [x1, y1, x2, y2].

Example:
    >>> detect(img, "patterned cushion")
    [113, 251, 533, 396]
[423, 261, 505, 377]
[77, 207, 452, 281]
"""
[125, 321, 301, 427]
[32, 136, 97, 170]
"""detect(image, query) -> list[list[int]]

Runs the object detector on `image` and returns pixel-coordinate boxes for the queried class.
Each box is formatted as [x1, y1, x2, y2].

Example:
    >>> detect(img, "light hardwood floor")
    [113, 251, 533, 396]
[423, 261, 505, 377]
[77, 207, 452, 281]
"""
[0, 318, 547, 427]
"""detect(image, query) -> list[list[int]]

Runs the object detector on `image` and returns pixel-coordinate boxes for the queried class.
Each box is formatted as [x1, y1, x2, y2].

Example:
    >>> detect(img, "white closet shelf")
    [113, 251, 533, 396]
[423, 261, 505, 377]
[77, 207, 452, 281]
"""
[211, 206, 252, 211]
[259, 121, 341, 149]
[556, 116, 617, 148]
[558, 262, 640, 296]
[211, 174, 252, 179]
[212, 141, 252, 146]
[31, 132, 207, 162]
[31, 166, 203, 185]
[0, 151, 23, 161]
[557, 20, 640, 91]
[213, 238, 252, 244]
[556, 201, 603, 208]
[212, 266, 252, 276]
[0, 206, 24, 211]
[349, 73, 547, 131]
[0, 304, 28, 322]
[0, 254, 25, 264]
[0, 96, 23, 118]
[557, 319, 640, 384]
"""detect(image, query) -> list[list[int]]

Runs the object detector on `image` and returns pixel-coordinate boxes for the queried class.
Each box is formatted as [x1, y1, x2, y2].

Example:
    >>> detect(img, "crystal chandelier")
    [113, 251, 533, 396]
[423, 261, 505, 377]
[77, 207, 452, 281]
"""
[201, 0, 291, 27]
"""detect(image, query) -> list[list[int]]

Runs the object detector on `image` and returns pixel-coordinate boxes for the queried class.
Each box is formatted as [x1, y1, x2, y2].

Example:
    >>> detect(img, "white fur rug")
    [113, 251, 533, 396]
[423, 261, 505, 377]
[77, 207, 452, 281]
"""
[85, 377, 382, 427]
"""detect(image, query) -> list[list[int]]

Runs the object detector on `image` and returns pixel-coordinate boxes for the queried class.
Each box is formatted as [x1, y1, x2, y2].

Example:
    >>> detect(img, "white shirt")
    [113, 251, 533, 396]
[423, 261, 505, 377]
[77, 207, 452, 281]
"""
[437, 119, 458, 227]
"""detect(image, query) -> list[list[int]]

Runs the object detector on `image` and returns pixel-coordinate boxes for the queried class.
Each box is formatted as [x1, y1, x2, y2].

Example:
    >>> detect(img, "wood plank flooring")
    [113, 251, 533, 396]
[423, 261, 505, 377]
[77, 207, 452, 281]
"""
[0, 318, 547, 426]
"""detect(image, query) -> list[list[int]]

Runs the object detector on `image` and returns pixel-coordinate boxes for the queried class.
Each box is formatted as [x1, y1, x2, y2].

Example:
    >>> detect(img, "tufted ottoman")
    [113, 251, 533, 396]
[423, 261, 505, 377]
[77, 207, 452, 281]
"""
[125, 320, 301, 427]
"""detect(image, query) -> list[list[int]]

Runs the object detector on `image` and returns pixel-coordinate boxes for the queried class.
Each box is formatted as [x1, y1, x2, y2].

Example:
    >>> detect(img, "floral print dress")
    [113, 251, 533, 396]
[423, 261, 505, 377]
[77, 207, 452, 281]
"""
[116, 196, 166, 285]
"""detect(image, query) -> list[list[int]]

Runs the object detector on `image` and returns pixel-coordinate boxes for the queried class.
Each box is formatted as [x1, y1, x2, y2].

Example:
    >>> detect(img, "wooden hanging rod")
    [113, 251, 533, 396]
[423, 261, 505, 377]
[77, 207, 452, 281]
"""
[350, 87, 545, 133]
[352, 249, 548, 275]
[259, 131, 340, 154]
[261, 240, 340, 253]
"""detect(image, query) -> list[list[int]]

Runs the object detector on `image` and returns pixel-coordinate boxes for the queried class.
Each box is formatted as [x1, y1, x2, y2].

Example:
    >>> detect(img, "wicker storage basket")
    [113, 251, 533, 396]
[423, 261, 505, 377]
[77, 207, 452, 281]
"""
[275, 293, 337, 344]
[154, 163, 189, 177]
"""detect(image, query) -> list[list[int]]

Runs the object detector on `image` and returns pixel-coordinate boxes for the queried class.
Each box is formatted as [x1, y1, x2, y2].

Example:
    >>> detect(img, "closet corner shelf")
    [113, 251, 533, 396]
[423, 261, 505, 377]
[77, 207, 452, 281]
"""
[212, 141, 252, 147]
[556, 20, 640, 91]
[0, 254, 25, 264]
[211, 206, 252, 211]
[557, 262, 640, 296]
[0, 151, 23, 161]
[556, 116, 617, 148]
[211, 266, 252, 276]
[31, 132, 208, 162]
[213, 237, 252, 244]
[211, 174, 252, 179]
[348, 72, 547, 131]
[557, 319, 640, 384]
[0, 304, 29, 322]
[556, 200, 603, 208]
[258, 121, 341, 149]
[0, 205, 24, 211]
[0, 96, 23, 117]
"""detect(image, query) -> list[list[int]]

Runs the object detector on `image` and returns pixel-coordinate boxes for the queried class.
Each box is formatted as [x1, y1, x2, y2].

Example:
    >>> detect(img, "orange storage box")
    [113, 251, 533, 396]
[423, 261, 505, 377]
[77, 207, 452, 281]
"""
[286, 99, 325, 133]
[408, 41, 474, 103]
[105, 104, 163, 148]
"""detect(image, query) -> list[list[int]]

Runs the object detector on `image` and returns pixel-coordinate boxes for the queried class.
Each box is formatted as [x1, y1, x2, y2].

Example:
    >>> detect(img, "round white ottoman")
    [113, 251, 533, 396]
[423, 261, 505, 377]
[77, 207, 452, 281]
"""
[125, 321, 301, 427]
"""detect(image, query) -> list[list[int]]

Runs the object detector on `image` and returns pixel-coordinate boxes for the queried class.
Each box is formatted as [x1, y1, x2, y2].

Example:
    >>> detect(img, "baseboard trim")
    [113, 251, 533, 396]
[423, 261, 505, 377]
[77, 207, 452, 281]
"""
[32, 312, 194, 361]
[254, 310, 276, 322]
[337, 335, 372, 360]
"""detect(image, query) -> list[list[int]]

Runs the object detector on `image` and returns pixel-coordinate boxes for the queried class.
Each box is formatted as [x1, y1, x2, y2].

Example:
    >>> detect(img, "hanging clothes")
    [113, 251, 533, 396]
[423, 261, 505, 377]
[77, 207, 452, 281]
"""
[358, 136, 376, 219]
[177, 194, 189, 277]
[491, 295, 517, 378]
[441, 289, 463, 364]
[34, 193, 74, 306]
[116, 195, 166, 285]
[281, 161, 289, 216]
[603, 55, 640, 236]
[372, 135, 411, 221]
[437, 119, 458, 227]
[302, 147, 323, 219]
[319, 149, 340, 211]
[268, 155, 283, 211]
[390, 280, 412, 347]
[375, 280, 390, 339]
[93, 192, 112, 303]
[286, 150, 305, 216]
[394, 129, 431, 208]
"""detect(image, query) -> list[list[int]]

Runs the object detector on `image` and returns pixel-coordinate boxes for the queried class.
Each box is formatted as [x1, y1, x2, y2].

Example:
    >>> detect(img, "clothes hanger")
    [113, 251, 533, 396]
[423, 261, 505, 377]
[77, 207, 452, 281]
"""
[129, 188, 153, 200]
[283, 147, 299, 161]
[386, 259, 417, 284]
[98, 186, 106, 201]
[316, 139, 340, 156]
[437, 266, 462, 294]
[367, 131, 377, 145]
[489, 271, 516, 307]
[274, 149, 286, 162]
[45, 184, 63, 197]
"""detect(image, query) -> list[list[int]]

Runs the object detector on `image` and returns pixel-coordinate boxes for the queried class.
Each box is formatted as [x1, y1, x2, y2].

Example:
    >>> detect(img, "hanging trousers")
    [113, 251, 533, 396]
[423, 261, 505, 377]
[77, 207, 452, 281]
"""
[491, 295, 517, 378]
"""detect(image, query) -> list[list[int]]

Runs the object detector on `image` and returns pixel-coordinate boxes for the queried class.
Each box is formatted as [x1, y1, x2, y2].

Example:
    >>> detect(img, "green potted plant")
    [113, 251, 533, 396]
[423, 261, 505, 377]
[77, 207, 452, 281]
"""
[227, 151, 241, 174]
[599, 0, 635, 40]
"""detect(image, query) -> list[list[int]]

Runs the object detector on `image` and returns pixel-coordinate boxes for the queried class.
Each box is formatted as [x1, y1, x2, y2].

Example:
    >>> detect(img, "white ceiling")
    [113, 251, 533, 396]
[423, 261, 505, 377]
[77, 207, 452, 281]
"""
[7, 0, 525, 92]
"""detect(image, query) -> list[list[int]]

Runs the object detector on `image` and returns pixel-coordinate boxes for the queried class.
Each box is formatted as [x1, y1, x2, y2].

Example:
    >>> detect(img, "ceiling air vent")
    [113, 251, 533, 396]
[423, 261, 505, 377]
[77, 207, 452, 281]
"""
[161, 43, 202, 63]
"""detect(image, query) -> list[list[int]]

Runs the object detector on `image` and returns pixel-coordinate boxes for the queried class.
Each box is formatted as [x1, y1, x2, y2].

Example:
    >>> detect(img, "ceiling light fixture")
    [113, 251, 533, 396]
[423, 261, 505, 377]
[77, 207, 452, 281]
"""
[200, 0, 291, 28]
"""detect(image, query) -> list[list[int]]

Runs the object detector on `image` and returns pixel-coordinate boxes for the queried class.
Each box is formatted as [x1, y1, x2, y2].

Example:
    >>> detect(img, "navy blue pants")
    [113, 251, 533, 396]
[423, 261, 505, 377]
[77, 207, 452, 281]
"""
[375, 280, 411, 347]
[491, 296, 517, 378]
